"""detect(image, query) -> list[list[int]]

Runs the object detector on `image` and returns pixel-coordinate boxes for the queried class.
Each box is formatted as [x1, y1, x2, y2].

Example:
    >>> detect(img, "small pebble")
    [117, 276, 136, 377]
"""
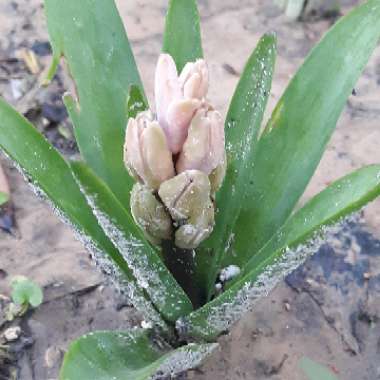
[44, 346, 63, 368]
[363, 272, 371, 280]
[0, 293, 10, 301]
[3, 326, 21, 342]
[10, 79, 24, 100]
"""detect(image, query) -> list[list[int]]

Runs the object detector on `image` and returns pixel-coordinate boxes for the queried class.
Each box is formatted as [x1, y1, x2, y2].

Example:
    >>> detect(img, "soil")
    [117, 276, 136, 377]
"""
[0, 0, 380, 379]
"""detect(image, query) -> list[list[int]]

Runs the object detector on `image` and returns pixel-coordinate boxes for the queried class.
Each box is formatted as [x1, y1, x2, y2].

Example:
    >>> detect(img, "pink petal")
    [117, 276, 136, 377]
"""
[179, 59, 209, 100]
[208, 110, 225, 170]
[124, 117, 145, 181]
[165, 98, 201, 154]
[176, 108, 225, 175]
[140, 122, 175, 189]
[176, 108, 210, 173]
[154, 54, 181, 130]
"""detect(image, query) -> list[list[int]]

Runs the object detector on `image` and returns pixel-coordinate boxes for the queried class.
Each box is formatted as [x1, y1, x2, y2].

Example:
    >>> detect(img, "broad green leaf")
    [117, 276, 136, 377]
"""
[240, 164, 380, 280]
[179, 165, 380, 341]
[60, 329, 217, 380]
[126, 85, 148, 119]
[231, 0, 380, 261]
[11, 276, 43, 307]
[44, 0, 144, 207]
[70, 162, 193, 322]
[0, 191, 9, 206]
[299, 357, 339, 380]
[163, 0, 203, 72]
[196, 34, 276, 300]
[0, 99, 165, 328]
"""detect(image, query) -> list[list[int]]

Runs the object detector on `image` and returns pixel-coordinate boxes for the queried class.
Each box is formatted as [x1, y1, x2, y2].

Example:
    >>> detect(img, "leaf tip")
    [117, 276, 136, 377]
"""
[42, 53, 61, 87]
[126, 85, 148, 119]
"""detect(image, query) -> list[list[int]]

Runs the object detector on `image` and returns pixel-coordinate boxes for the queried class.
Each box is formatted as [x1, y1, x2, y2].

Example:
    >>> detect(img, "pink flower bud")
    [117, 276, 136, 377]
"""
[165, 98, 201, 154]
[179, 59, 209, 100]
[176, 106, 225, 176]
[155, 54, 181, 132]
[124, 111, 175, 190]
[154, 54, 209, 154]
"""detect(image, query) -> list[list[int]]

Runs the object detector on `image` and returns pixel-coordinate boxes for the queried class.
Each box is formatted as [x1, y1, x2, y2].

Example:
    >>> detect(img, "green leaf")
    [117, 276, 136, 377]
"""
[126, 85, 148, 119]
[0, 99, 165, 328]
[179, 165, 380, 341]
[299, 357, 339, 380]
[44, 0, 144, 206]
[196, 33, 276, 300]
[0, 191, 9, 206]
[231, 0, 380, 260]
[163, 0, 203, 72]
[11, 276, 43, 307]
[60, 329, 217, 380]
[70, 162, 193, 322]
[239, 164, 380, 280]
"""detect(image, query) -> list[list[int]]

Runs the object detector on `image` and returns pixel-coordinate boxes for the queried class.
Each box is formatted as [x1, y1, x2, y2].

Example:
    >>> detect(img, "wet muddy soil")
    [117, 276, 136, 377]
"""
[0, 1, 380, 379]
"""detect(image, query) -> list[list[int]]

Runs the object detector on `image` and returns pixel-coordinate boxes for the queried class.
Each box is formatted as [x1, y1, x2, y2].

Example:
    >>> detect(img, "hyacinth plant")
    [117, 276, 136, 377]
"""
[0, 0, 380, 379]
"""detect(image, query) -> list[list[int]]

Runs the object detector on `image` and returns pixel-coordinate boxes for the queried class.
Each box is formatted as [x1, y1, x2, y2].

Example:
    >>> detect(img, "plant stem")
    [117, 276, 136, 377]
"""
[162, 240, 204, 309]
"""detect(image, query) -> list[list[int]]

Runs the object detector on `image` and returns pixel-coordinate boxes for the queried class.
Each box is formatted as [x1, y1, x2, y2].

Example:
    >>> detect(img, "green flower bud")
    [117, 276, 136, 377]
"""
[130, 183, 172, 245]
[209, 151, 227, 196]
[175, 200, 214, 249]
[158, 170, 214, 249]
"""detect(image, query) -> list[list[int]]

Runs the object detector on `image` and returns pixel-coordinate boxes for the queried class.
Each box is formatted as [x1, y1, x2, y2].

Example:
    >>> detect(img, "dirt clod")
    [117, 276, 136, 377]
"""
[3, 326, 21, 342]
[0, 1, 379, 379]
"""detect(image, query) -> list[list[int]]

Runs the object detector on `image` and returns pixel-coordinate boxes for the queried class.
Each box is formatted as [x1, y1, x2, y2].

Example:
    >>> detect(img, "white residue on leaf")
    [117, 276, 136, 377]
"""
[219, 265, 241, 283]
[178, 213, 364, 339]
[4, 153, 166, 330]
[150, 343, 218, 380]
[82, 190, 183, 319]
[73, 229, 167, 331]
[224, 232, 235, 254]
[141, 320, 153, 329]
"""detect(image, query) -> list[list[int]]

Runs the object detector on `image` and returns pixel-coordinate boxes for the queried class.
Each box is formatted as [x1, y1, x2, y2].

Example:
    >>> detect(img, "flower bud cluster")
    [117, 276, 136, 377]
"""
[124, 54, 226, 249]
